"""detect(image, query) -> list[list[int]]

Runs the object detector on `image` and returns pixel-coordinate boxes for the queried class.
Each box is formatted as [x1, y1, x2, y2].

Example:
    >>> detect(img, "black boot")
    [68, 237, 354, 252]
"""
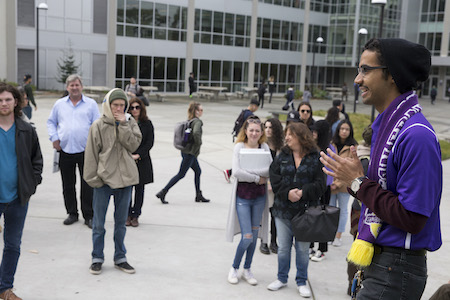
[195, 191, 210, 203]
[260, 242, 270, 255]
[156, 189, 168, 204]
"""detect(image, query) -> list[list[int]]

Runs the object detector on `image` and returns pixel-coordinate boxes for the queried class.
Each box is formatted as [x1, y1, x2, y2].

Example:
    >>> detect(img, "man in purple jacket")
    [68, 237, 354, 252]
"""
[320, 38, 442, 300]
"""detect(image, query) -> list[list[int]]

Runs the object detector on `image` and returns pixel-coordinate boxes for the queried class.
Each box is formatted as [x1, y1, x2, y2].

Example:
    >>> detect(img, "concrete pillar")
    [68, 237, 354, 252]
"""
[352, 0, 362, 67]
[107, 0, 117, 88]
[185, 0, 195, 94]
[440, 0, 450, 57]
[247, 0, 258, 88]
[5, 0, 16, 83]
[300, 0, 310, 92]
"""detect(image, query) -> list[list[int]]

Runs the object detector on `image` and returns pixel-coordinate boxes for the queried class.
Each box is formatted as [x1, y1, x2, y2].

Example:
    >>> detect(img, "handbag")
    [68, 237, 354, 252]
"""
[292, 204, 340, 242]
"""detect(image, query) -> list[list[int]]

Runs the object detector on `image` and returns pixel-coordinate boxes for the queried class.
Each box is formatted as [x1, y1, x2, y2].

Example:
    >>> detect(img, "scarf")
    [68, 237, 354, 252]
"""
[347, 91, 421, 267]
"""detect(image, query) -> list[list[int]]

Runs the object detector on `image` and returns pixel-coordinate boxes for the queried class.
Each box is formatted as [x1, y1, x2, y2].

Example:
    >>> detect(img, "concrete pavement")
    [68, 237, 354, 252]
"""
[7, 93, 450, 299]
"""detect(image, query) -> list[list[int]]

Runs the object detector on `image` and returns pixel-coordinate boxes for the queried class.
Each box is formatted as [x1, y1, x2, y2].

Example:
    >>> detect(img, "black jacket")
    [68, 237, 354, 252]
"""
[134, 119, 154, 184]
[15, 117, 43, 206]
[269, 149, 326, 220]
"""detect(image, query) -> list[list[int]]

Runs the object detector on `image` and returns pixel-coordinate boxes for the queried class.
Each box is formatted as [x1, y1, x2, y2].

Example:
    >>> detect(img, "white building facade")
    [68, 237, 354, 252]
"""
[2, 0, 450, 98]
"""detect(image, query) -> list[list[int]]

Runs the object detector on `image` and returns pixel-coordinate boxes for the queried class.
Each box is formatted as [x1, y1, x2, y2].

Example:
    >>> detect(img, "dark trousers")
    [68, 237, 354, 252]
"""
[258, 94, 264, 108]
[270, 208, 277, 245]
[357, 250, 427, 300]
[59, 151, 93, 220]
[129, 183, 145, 218]
[164, 152, 201, 193]
[0, 199, 28, 294]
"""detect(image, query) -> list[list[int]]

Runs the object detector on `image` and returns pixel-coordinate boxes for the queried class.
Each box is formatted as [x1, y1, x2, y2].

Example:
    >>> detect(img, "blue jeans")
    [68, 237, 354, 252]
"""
[164, 153, 201, 193]
[330, 192, 350, 233]
[0, 199, 28, 293]
[232, 195, 266, 270]
[275, 217, 310, 286]
[357, 251, 427, 300]
[92, 185, 131, 264]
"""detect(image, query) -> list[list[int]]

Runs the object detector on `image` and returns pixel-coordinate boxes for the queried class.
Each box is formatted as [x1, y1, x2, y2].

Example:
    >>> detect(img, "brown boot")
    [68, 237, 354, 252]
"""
[125, 216, 132, 226]
[131, 217, 139, 227]
[0, 289, 22, 300]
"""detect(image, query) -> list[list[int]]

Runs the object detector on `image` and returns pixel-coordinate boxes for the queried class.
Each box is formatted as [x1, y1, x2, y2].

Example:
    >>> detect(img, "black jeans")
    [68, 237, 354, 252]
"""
[129, 183, 145, 218]
[357, 249, 427, 300]
[59, 151, 93, 220]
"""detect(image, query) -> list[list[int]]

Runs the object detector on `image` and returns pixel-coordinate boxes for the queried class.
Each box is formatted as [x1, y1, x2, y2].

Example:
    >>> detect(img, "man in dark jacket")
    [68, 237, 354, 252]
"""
[0, 83, 43, 300]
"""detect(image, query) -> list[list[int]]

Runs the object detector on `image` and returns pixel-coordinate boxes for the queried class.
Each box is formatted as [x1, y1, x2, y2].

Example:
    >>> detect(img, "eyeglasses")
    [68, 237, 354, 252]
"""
[247, 118, 261, 124]
[300, 109, 311, 113]
[130, 106, 141, 110]
[356, 65, 387, 77]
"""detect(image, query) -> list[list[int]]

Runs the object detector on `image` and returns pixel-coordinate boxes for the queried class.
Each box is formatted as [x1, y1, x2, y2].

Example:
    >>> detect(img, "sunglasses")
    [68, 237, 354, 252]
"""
[300, 109, 311, 113]
[130, 106, 141, 110]
[247, 118, 261, 124]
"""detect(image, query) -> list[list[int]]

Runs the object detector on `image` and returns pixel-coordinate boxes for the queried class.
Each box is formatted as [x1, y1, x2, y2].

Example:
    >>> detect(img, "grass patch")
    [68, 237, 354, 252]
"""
[314, 111, 450, 160]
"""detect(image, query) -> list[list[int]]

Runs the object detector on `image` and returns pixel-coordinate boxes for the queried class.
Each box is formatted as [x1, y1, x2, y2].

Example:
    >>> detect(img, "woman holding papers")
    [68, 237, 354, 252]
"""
[226, 116, 272, 286]
[267, 122, 326, 297]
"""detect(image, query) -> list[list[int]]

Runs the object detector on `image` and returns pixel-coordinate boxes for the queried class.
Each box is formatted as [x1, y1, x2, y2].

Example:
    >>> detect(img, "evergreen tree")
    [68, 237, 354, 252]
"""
[56, 43, 79, 85]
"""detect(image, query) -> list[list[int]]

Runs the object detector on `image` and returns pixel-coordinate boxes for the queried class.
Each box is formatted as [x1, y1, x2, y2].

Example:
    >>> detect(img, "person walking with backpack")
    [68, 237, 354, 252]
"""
[156, 102, 210, 204]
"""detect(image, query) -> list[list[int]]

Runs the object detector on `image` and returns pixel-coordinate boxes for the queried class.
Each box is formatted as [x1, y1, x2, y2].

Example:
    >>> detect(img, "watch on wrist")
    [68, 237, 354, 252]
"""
[351, 176, 367, 193]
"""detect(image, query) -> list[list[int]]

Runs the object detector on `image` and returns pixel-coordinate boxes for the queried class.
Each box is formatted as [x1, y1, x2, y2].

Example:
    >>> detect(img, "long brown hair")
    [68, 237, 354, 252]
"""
[128, 97, 149, 122]
[297, 101, 314, 126]
[284, 122, 318, 154]
[187, 101, 201, 120]
[235, 115, 267, 145]
[0, 83, 23, 117]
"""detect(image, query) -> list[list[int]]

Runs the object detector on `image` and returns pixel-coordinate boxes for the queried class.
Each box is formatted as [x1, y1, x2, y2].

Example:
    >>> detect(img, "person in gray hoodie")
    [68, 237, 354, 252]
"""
[84, 88, 142, 275]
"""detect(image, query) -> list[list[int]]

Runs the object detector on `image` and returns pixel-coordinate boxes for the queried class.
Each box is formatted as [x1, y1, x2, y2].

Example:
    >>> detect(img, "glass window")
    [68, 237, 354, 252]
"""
[139, 56, 152, 79]
[272, 20, 280, 39]
[236, 15, 245, 36]
[141, 1, 153, 26]
[117, 25, 124, 36]
[211, 61, 221, 81]
[270, 64, 278, 81]
[279, 64, 287, 82]
[234, 62, 242, 82]
[195, 9, 200, 31]
[168, 30, 179, 41]
[260, 63, 269, 81]
[246, 16, 252, 36]
[168, 5, 180, 29]
[93, 0, 108, 34]
[124, 55, 137, 78]
[167, 58, 178, 79]
[116, 55, 123, 78]
[199, 60, 210, 81]
[117, 0, 124, 23]
[263, 19, 271, 38]
[155, 3, 167, 27]
[235, 37, 244, 47]
[141, 27, 152, 38]
[181, 7, 188, 29]
[225, 14, 234, 34]
[126, 0, 139, 24]
[223, 61, 232, 81]
[201, 33, 211, 44]
[214, 12, 224, 33]
[202, 10, 212, 32]
[154, 28, 166, 39]
[291, 23, 298, 41]
[179, 58, 185, 80]
[126, 26, 139, 37]
[153, 57, 165, 79]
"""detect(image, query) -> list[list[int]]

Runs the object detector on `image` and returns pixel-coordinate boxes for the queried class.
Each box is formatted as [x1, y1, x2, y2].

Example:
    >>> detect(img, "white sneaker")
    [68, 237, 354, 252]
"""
[267, 280, 287, 291]
[242, 268, 258, 285]
[228, 267, 238, 284]
[299, 285, 311, 298]
[308, 248, 315, 259]
[311, 250, 325, 262]
[332, 237, 342, 247]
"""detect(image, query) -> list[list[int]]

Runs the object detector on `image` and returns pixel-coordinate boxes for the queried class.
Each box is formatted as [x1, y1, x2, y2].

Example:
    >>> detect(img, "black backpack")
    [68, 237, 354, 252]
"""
[173, 118, 196, 150]
[232, 110, 252, 141]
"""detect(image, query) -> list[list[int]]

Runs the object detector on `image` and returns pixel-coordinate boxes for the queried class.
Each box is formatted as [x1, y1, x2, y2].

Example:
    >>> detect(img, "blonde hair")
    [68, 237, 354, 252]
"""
[235, 116, 267, 145]
[187, 101, 201, 120]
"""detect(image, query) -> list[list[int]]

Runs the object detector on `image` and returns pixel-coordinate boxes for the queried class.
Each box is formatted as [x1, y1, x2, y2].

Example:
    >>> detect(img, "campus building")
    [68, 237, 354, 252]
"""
[1, 0, 450, 98]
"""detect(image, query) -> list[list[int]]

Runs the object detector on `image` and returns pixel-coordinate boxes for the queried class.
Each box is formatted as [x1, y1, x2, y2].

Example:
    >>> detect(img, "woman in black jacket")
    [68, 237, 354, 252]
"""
[267, 122, 326, 297]
[126, 98, 154, 227]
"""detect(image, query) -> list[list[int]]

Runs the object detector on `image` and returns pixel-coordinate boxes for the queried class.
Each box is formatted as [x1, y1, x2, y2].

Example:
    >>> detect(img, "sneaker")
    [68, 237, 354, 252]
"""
[299, 285, 311, 298]
[90, 262, 102, 275]
[223, 169, 231, 183]
[242, 268, 258, 285]
[115, 262, 135, 274]
[309, 248, 316, 259]
[227, 267, 238, 284]
[269, 243, 278, 254]
[267, 280, 287, 291]
[0, 289, 22, 300]
[311, 250, 325, 262]
[332, 238, 342, 247]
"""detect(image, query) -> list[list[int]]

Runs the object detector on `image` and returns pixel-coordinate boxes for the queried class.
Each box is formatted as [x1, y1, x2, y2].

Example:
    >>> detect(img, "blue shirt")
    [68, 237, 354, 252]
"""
[371, 112, 442, 251]
[0, 123, 18, 203]
[47, 95, 100, 154]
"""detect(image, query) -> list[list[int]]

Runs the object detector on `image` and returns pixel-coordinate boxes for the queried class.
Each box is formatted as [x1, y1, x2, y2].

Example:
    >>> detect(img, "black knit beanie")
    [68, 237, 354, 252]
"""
[378, 39, 431, 94]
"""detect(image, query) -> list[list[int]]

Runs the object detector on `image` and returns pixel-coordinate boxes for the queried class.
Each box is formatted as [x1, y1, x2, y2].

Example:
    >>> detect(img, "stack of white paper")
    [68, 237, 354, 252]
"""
[239, 148, 272, 170]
